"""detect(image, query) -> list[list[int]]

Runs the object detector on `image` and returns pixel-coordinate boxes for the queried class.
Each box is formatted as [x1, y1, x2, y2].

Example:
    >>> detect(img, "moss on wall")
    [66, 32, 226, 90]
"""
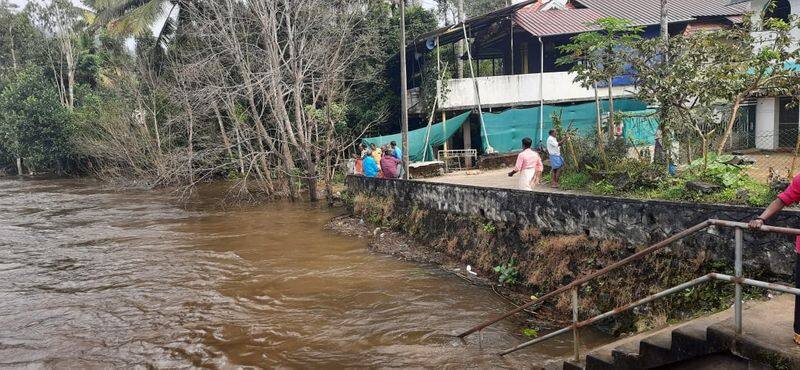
[352, 193, 768, 334]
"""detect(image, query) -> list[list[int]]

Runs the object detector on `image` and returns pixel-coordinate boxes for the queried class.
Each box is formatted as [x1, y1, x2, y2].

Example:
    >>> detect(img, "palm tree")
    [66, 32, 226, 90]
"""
[85, 0, 179, 48]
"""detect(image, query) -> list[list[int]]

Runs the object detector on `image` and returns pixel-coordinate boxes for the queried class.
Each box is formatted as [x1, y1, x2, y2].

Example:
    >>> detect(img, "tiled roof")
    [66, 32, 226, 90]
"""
[514, 8, 604, 37]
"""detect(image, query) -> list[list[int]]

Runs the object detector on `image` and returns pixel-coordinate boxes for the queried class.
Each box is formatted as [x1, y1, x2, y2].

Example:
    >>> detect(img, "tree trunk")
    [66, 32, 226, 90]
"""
[607, 78, 615, 140]
[715, 96, 742, 155]
[660, 0, 669, 46]
[212, 101, 235, 161]
[152, 96, 162, 154]
[233, 126, 245, 175]
[16, 157, 22, 176]
[593, 82, 608, 167]
[457, 0, 465, 78]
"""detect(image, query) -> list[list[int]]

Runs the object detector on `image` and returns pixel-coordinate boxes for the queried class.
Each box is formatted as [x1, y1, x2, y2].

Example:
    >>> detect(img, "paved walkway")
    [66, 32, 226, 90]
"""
[420, 169, 575, 194]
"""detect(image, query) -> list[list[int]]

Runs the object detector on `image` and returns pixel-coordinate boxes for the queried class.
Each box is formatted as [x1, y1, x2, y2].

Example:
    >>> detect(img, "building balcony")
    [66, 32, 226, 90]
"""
[409, 71, 635, 113]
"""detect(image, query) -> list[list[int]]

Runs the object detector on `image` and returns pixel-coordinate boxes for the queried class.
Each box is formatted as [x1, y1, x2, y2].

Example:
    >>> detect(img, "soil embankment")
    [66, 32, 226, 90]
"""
[335, 190, 777, 336]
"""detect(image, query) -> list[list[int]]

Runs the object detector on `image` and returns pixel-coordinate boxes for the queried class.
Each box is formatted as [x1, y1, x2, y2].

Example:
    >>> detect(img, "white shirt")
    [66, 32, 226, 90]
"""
[546, 135, 561, 156]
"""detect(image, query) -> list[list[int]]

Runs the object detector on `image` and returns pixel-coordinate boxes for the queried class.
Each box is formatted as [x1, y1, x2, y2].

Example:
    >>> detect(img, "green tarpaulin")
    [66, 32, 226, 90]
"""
[480, 99, 648, 153]
[622, 109, 659, 145]
[362, 111, 470, 162]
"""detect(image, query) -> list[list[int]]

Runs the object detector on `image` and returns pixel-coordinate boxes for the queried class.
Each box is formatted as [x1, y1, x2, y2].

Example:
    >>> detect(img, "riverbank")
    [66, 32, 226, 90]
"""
[343, 176, 796, 337]
[325, 215, 567, 327]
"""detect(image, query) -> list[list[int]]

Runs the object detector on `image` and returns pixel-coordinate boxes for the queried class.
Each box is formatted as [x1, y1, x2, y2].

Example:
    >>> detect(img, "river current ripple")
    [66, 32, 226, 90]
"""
[0, 178, 603, 368]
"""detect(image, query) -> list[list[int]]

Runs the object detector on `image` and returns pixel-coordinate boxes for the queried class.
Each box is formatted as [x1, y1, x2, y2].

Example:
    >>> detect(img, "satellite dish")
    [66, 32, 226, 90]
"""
[426, 37, 436, 50]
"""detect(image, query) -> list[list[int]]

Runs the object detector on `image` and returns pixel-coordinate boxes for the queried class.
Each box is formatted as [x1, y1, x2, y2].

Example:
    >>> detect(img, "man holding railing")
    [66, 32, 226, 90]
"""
[749, 174, 800, 345]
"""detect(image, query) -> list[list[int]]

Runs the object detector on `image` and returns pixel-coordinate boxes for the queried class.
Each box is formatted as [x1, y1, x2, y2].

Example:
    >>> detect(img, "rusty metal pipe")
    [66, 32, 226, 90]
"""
[708, 219, 800, 235]
[498, 274, 714, 356]
[458, 220, 713, 338]
[734, 227, 743, 335]
[501, 275, 713, 356]
[710, 273, 800, 296]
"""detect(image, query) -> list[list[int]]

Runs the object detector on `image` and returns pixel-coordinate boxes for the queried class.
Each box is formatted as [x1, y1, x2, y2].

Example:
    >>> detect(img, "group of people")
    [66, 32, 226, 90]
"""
[353, 141, 404, 179]
[508, 130, 569, 191]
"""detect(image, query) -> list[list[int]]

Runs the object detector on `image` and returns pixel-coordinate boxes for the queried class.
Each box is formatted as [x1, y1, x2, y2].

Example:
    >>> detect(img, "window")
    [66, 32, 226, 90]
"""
[765, 0, 791, 23]
[778, 96, 799, 148]
[779, 97, 798, 123]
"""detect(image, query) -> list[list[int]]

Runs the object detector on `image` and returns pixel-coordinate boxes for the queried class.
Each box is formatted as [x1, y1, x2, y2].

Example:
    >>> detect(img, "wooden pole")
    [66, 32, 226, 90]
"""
[437, 36, 448, 153]
[399, 0, 410, 178]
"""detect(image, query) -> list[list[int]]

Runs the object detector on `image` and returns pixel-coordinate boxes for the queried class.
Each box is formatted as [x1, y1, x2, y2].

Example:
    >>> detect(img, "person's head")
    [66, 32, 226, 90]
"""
[522, 137, 532, 149]
[390, 141, 397, 148]
[549, 129, 557, 137]
[370, 143, 377, 150]
[359, 143, 365, 150]
[385, 149, 394, 157]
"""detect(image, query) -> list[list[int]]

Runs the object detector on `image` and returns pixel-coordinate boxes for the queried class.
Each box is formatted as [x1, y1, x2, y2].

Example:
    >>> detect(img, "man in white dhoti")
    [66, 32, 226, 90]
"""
[508, 137, 544, 191]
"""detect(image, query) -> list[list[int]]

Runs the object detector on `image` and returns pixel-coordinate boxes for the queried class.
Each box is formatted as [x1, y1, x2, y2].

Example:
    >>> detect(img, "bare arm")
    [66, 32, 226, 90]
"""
[748, 198, 786, 229]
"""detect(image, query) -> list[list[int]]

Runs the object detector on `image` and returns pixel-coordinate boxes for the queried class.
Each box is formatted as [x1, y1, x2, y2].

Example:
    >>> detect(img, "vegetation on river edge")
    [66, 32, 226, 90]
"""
[350, 193, 770, 335]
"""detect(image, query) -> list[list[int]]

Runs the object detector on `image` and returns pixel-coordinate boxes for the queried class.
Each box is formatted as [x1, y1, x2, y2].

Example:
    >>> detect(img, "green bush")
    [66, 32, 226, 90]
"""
[493, 258, 519, 285]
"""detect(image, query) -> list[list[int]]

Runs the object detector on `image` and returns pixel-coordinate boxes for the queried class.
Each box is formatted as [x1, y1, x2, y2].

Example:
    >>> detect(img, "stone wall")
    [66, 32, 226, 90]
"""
[346, 176, 800, 277]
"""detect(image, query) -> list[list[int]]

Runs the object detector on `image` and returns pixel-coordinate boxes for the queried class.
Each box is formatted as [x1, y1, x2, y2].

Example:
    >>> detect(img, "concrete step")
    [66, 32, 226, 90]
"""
[609, 341, 641, 368]
[541, 360, 584, 370]
[637, 331, 674, 366]
[535, 295, 798, 369]
[584, 349, 616, 370]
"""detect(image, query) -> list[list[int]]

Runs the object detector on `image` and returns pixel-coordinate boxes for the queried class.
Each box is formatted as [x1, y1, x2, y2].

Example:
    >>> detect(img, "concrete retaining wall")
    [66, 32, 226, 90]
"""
[346, 176, 800, 277]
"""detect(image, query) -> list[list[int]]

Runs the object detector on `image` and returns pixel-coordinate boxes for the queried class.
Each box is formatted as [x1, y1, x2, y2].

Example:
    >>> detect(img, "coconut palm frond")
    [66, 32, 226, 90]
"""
[105, 0, 163, 36]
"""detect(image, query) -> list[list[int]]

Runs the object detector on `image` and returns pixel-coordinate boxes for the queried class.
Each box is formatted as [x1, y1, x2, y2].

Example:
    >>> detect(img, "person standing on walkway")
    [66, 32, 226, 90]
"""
[547, 129, 569, 188]
[508, 137, 543, 191]
[749, 173, 800, 345]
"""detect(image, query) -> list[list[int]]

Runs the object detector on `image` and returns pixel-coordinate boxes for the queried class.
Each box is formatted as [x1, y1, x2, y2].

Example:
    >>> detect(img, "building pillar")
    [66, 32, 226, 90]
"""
[463, 119, 472, 168]
[755, 97, 779, 150]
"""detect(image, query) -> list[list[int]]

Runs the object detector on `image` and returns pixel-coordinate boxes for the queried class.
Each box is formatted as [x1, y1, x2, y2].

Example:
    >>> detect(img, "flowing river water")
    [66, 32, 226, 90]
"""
[0, 178, 611, 368]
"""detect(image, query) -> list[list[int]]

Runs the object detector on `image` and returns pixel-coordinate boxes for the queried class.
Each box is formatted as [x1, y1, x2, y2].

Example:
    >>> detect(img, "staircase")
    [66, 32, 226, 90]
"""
[539, 295, 800, 370]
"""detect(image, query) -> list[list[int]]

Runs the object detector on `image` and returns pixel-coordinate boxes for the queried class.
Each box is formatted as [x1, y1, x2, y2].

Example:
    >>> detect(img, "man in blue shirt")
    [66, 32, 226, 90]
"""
[363, 154, 380, 178]
[391, 141, 402, 159]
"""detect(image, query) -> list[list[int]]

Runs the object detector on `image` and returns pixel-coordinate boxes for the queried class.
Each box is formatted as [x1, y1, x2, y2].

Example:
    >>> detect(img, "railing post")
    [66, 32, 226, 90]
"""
[734, 227, 743, 335]
[572, 286, 580, 362]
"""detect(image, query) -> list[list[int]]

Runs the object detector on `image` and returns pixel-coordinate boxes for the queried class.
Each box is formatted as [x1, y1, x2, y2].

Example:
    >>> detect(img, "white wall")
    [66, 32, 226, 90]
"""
[436, 72, 634, 110]
[750, 0, 800, 46]
[756, 97, 780, 149]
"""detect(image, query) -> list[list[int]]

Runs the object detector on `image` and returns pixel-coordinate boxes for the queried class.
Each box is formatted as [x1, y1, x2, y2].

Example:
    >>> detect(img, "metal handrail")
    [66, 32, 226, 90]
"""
[454, 219, 800, 358]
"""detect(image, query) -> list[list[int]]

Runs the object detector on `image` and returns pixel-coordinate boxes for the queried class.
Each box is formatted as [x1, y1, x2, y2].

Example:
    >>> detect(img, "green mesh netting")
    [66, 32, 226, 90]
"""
[362, 111, 470, 162]
[622, 109, 659, 145]
[480, 99, 648, 153]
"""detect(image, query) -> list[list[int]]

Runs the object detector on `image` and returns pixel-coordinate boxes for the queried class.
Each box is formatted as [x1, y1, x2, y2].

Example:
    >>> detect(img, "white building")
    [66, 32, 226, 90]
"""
[731, 0, 799, 150]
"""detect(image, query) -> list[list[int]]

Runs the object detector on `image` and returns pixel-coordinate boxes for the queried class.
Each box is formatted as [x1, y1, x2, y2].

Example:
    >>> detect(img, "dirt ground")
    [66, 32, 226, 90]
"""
[743, 152, 798, 183]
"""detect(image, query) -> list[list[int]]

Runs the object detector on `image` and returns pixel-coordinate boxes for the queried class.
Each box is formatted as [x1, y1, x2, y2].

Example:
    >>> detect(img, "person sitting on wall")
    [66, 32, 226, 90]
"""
[381, 149, 403, 179]
[508, 137, 543, 191]
[363, 152, 380, 178]
[749, 173, 800, 345]
[547, 129, 569, 188]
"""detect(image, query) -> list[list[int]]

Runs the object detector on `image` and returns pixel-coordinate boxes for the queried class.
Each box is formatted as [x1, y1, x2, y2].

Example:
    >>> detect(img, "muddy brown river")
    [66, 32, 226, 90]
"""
[0, 178, 610, 368]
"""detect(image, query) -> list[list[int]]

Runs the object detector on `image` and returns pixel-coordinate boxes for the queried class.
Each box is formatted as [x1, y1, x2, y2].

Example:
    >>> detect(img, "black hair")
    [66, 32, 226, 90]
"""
[549, 129, 557, 136]
[522, 137, 532, 149]
[390, 141, 397, 146]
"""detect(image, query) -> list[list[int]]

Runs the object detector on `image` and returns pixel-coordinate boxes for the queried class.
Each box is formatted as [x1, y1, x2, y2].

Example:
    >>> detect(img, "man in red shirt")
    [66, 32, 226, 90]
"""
[749, 174, 800, 345]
